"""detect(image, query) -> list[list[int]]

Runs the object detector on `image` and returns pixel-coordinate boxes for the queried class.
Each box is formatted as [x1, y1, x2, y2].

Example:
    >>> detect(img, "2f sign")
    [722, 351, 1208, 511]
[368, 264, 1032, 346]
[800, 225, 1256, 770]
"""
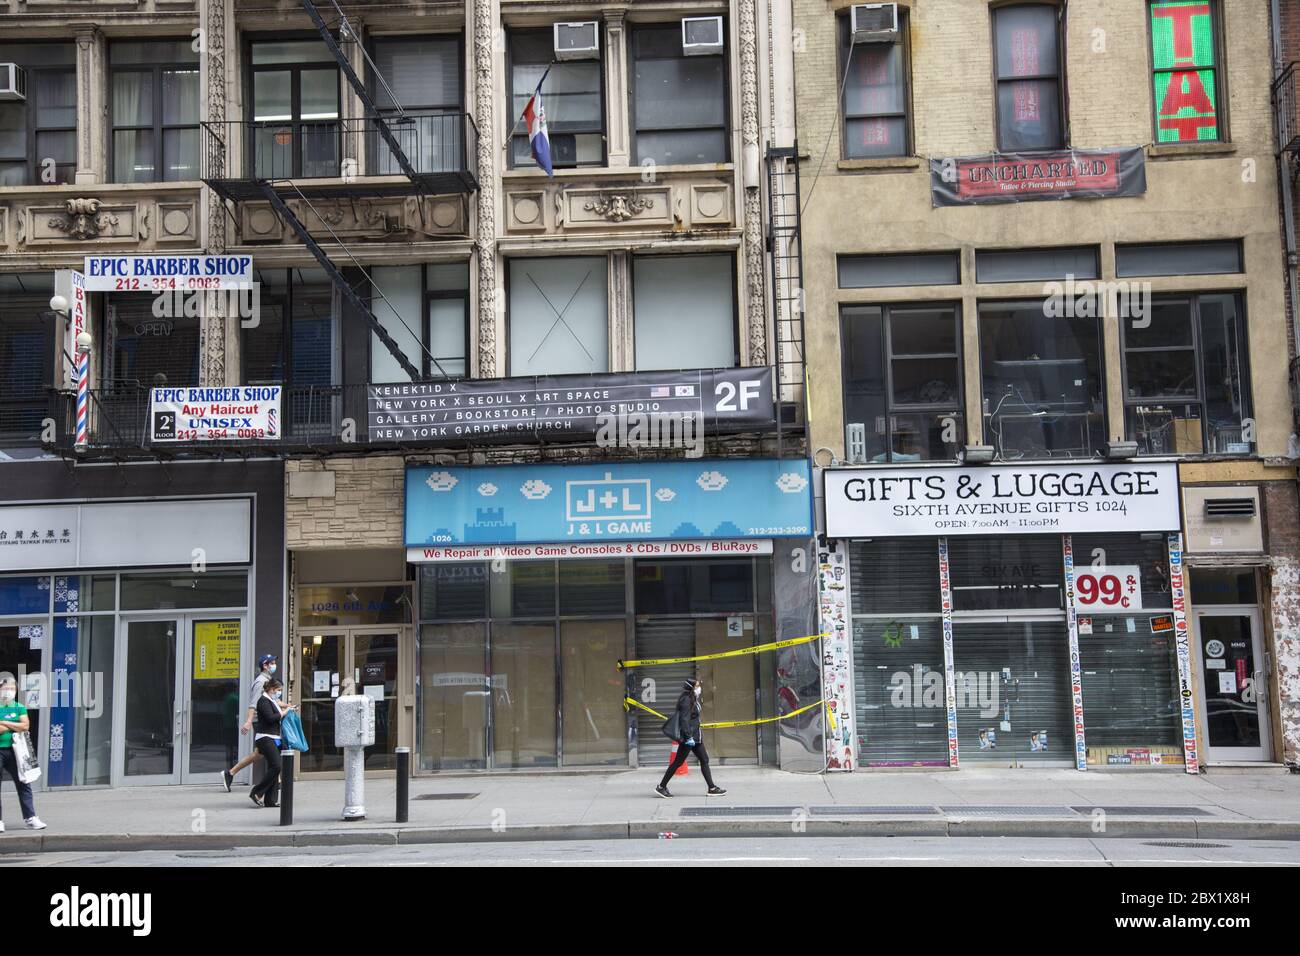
[715, 379, 762, 413]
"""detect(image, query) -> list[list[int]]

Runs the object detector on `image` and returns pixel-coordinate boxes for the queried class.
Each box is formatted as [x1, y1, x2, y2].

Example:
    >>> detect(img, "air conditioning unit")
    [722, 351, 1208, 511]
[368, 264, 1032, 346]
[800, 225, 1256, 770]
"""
[851, 3, 900, 43]
[0, 64, 26, 102]
[554, 21, 600, 60]
[682, 16, 724, 55]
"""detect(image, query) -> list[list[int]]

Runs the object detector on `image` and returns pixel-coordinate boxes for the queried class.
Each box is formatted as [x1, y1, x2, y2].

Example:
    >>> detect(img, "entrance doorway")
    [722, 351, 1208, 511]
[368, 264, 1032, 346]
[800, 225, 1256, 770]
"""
[0, 621, 46, 783]
[113, 614, 247, 786]
[1194, 607, 1271, 762]
[298, 627, 414, 773]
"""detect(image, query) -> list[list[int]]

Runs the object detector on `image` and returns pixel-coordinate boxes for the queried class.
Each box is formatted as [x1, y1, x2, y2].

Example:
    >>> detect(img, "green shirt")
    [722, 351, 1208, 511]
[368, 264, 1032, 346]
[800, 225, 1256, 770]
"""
[0, 700, 26, 748]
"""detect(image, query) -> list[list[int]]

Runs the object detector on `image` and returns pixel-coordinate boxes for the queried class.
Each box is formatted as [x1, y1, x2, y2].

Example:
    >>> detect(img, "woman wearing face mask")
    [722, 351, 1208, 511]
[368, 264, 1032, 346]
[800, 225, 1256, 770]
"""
[0, 678, 45, 831]
[655, 680, 726, 798]
[249, 677, 293, 808]
[223, 654, 278, 792]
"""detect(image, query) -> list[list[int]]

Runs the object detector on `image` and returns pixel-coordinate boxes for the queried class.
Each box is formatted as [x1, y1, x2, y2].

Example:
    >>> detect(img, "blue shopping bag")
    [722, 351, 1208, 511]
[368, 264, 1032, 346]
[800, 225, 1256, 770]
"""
[280, 709, 309, 752]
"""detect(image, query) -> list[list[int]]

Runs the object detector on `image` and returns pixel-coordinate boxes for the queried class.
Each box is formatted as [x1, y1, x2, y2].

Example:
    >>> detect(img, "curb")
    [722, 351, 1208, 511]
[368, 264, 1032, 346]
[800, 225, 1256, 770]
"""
[5, 816, 1300, 853]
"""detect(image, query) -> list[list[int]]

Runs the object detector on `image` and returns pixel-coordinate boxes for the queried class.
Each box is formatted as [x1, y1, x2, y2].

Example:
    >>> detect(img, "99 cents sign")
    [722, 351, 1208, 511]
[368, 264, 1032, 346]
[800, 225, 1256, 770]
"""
[1073, 565, 1143, 611]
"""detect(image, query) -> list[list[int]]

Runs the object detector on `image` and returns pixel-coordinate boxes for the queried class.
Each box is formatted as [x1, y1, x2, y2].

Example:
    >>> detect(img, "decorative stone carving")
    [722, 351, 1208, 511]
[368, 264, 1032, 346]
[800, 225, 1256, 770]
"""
[583, 192, 652, 223]
[473, 0, 497, 378]
[738, 0, 768, 366]
[48, 198, 119, 240]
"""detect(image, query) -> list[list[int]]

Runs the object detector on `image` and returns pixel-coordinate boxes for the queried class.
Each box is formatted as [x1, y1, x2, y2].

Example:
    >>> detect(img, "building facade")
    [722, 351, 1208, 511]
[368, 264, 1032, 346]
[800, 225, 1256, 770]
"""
[798, 0, 1300, 771]
[0, 0, 816, 785]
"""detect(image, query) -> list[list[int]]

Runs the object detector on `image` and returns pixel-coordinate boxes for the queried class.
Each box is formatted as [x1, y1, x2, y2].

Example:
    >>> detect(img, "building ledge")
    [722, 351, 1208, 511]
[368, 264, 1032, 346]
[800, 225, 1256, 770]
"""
[1145, 141, 1238, 160]
[501, 163, 734, 182]
[836, 156, 923, 173]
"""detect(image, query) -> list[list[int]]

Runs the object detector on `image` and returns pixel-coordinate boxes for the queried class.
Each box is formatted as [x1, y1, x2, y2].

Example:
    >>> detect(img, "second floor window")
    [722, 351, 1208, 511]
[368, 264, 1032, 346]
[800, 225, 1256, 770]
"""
[992, 4, 1065, 151]
[839, 14, 910, 159]
[841, 304, 964, 462]
[371, 36, 463, 175]
[1149, 0, 1223, 143]
[248, 38, 340, 179]
[631, 23, 727, 166]
[110, 41, 201, 183]
[508, 30, 603, 170]
[508, 257, 609, 376]
[0, 43, 75, 186]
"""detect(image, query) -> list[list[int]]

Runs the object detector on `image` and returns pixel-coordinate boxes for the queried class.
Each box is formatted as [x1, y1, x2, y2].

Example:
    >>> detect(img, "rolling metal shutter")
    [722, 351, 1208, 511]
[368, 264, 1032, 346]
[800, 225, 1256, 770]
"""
[632, 618, 694, 767]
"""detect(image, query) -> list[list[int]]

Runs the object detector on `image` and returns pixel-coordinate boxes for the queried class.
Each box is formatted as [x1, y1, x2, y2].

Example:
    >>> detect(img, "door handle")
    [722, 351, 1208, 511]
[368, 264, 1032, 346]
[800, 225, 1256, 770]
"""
[174, 709, 183, 736]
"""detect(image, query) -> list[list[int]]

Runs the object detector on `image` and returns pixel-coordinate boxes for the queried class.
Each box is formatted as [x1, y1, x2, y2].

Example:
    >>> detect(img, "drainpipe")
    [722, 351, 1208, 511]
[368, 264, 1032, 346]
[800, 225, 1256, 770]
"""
[1272, 0, 1300, 453]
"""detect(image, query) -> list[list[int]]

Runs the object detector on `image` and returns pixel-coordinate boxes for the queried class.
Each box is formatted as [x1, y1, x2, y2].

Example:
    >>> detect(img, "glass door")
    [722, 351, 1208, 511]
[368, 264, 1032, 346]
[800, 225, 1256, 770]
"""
[1195, 608, 1271, 762]
[351, 632, 400, 770]
[0, 622, 46, 785]
[182, 617, 245, 784]
[299, 631, 344, 772]
[114, 618, 182, 785]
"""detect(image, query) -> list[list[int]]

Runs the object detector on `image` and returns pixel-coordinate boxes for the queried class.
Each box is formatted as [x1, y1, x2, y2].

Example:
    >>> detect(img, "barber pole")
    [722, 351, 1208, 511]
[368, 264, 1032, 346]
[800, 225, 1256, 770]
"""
[75, 348, 89, 451]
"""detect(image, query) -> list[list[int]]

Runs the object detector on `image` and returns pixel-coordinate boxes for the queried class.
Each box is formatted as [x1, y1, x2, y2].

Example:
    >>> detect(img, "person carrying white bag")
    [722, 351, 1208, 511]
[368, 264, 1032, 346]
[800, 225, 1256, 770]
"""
[0, 677, 45, 832]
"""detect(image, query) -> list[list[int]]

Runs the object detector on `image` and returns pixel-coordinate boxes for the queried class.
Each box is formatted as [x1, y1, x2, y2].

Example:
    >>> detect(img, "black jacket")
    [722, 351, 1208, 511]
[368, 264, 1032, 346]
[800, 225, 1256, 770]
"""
[674, 685, 701, 743]
[254, 694, 284, 736]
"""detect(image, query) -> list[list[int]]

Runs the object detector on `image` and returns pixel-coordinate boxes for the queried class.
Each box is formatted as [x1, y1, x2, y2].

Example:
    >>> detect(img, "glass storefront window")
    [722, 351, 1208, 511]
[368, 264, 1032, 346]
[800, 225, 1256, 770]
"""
[57, 615, 115, 786]
[0, 576, 50, 615]
[560, 620, 627, 766]
[1191, 568, 1258, 606]
[634, 559, 754, 614]
[490, 622, 557, 768]
[419, 564, 488, 620]
[296, 584, 408, 628]
[490, 561, 555, 618]
[948, 536, 1063, 611]
[121, 572, 247, 611]
[418, 622, 488, 772]
[559, 561, 625, 616]
[52, 575, 115, 614]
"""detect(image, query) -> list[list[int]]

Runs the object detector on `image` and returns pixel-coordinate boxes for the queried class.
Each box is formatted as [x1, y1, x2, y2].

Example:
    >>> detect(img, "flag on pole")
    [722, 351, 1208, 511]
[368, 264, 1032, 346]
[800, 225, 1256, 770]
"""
[521, 70, 554, 177]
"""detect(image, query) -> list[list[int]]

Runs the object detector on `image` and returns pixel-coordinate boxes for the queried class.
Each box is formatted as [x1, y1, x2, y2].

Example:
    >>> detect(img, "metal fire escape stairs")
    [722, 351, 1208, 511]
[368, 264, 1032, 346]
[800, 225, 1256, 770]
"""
[766, 143, 806, 459]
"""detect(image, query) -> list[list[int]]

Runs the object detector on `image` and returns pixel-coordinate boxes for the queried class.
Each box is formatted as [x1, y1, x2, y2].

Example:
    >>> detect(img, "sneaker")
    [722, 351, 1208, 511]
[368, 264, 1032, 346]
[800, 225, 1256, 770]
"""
[221, 770, 234, 793]
[707, 786, 726, 795]
[654, 785, 672, 798]
[23, 817, 46, 830]
[0, 821, 6, 833]
[249, 792, 264, 808]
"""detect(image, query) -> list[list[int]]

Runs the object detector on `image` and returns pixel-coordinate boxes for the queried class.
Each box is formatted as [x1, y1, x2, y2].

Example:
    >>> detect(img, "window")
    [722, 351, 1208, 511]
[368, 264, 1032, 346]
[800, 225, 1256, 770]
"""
[1149, 0, 1223, 143]
[508, 30, 603, 170]
[633, 255, 736, 370]
[979, 300, 1105, 459]
[248, 38, 339, 178]
[839, 12, 910, 158]
[1115, 240, 1241, 277]
[370, 263, 469, 382]
[975, 246, 1099, 283]
[1122, 293, 1252, 455]
[0, 274, 56, 444]
[508, 256, 608, 376]
[631, 23, 727, 166]
[0, 43, 75, 185]
[992, 4, 1065, 151]
[841, 304, 963, 462]
[104, 295, 201, 389]
[370, 36, 462, 175]
[838, 252, 959, 288]
[110, 41, 201, 183]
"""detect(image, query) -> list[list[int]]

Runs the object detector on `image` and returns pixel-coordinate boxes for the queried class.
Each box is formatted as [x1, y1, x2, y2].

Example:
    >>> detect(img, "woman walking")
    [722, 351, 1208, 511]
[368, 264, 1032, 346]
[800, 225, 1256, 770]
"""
[250, 677, 292, 808]
[655, 680, 726, 798]
[0, 677, 44, 830]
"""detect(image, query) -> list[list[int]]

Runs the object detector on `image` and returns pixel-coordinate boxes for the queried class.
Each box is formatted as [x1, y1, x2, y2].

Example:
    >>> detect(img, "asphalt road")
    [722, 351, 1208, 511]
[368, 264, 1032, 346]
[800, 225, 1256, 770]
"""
[8, 837, 1300, 867]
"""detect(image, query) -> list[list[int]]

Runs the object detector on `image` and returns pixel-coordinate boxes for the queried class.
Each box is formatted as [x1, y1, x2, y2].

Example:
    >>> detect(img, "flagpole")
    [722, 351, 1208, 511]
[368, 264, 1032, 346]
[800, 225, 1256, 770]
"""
[501, 62, 554, 152]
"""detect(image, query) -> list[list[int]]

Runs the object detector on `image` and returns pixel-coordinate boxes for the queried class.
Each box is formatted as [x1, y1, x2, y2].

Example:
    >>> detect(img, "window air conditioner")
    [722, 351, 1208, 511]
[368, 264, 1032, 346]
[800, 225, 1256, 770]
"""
[851, 3, 900, 44]
[554, 22, 600, 61]
[0, 64, 26, 102]
[682, 16, 724, 55]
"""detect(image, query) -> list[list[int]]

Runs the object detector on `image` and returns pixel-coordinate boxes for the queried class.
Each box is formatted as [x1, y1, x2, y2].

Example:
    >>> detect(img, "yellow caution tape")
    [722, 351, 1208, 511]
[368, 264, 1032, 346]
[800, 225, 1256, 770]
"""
[617, 633, 825, 670]
[623, 695, 835, 731]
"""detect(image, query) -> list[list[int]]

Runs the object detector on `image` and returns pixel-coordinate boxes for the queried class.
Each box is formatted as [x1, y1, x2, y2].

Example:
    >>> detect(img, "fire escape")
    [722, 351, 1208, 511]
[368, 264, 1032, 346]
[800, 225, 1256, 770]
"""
[1271, 62, 1300, 436]
[766, 143, 806, 459]
[201, 0, 478, 384]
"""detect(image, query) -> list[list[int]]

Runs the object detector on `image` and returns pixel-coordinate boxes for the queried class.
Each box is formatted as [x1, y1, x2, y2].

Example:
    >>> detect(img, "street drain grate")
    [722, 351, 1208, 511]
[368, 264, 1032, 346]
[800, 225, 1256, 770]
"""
[1070, 806, 1212, 816]
[414, 792, 480, 801]
[1143, 841, 1229, 849]
[940, 805, 1079, 817]
[679, 806, 802, 817]
[809, 805, 940, 815]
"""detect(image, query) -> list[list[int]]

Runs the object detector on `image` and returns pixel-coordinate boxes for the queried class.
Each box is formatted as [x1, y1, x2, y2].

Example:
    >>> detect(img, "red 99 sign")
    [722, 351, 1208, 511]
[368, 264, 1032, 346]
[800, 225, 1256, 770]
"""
[1074, 565, 1143, 611]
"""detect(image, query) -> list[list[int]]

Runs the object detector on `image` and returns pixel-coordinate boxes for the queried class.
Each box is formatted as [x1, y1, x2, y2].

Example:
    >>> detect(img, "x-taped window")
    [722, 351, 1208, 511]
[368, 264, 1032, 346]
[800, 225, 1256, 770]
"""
[1148, 0, 1224, 143]
[508, 257, 609, 376]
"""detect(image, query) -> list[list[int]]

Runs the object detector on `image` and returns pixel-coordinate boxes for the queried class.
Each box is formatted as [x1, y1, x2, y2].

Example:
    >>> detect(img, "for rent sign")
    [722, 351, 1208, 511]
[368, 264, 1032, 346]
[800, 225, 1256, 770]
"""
[824, 462, 1180, 538]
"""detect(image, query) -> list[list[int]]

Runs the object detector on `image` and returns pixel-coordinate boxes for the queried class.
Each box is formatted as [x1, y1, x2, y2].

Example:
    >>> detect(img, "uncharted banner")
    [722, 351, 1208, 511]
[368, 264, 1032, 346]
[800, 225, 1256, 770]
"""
[368, 367, 774, 444]
[930, 147, 1146, 206]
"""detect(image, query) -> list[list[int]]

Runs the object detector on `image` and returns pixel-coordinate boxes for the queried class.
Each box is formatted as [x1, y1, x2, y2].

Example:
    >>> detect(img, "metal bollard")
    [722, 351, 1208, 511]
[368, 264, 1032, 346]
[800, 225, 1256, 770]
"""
[395, 746, 410, 823]
[280, 749, 295, 826]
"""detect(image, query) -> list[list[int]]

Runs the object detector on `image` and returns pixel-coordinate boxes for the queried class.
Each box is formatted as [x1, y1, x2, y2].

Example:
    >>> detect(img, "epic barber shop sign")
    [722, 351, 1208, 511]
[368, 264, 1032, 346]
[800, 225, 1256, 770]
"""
[824, 462, 1180, 538]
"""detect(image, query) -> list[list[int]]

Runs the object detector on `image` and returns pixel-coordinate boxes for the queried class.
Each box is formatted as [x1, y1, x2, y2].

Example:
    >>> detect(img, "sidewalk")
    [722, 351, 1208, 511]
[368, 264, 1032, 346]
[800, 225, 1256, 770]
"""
[3, 766, 1298, 852]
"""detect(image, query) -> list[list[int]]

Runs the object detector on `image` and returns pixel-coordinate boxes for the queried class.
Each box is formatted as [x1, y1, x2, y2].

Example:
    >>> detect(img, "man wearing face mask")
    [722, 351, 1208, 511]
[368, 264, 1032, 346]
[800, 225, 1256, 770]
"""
[655, 680, 726, 798]
[222, 654, 278, 792]
[0, 677, 45, 831]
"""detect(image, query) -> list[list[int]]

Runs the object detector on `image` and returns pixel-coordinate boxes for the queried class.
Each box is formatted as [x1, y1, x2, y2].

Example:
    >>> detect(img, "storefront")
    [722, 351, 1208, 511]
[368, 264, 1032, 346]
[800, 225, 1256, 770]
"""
[0, 459, 284, 788]
[821, 461, 1198, 771]
[404, 457, 815, 771]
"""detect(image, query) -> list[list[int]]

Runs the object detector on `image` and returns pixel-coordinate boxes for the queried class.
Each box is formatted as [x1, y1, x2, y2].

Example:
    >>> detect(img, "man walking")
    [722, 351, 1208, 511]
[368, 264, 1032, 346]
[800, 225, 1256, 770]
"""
[222, 654, 277, 791]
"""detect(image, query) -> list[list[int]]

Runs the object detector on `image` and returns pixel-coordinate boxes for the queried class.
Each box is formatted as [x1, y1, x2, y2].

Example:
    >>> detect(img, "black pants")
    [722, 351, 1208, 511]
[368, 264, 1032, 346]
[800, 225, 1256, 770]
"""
[251, 738, 282, 806]
[660, 740, 717, 789]
[0, 746, 36, 821]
